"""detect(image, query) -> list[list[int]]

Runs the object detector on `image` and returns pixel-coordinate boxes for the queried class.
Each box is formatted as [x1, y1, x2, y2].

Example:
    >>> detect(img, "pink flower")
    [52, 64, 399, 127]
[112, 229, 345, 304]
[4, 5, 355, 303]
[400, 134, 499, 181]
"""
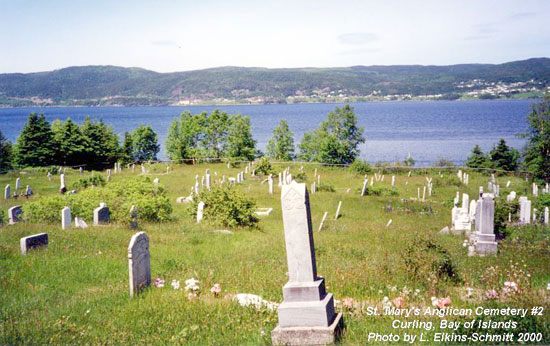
[211, 283, 222, 296]
[392, 297, 404, 309]
[342, 298, 354, 309]
[154, 278, 165, 288]
[485, 289, 499, 300]
[437, 297, 451, 309]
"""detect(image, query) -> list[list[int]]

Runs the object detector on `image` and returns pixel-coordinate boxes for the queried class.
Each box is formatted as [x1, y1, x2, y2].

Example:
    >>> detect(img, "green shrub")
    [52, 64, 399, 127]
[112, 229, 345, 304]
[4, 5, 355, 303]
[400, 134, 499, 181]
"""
[22, 177, 172, 223]
[349, 159, 372, 175]
[494, 199, 519, 238]
[317, 182, 335, 192]
[255, 157, 274, 176]
[70, 174, 106, 189]
[402, 236, 461, 289]
[362, 185, 398, 196]
[504, 224, 550, 243]
[294, 171, 307, 183]
[433, 175, 462, 187]
[191, 184, 258, 228]
[534, 193, 550, 213]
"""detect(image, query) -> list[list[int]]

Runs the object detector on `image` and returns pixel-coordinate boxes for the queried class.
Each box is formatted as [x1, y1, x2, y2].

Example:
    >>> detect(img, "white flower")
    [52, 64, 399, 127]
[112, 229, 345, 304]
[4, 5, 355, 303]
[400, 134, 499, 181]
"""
[171, 280, 180, 290]
[233, 293, 279, 311]
[546, 283, 550, 291]
[466, 287, 473, 298]
[184, 278, 200, 292]
[431, 296, 438, 307]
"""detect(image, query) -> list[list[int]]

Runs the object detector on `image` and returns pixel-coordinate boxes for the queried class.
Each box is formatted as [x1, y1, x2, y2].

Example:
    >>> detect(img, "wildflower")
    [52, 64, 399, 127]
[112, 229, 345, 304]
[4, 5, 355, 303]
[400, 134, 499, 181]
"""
[211, 283, 222, 296]
[390, 286, 398, 292]
[382, 296, 392, 310]
[402, 286, 411, 296]
[188, 292, 198, 300]
[437, 297, 451, 309]
[414, 289, 421, 296]
[378, 290, 383, 294]
[465, 287, 473, 298]
[342, 298, 354, 309]
[171, 280, 181, 290]
[185, 278, 200, 292]
[502, 281, 518, 295]
[154, 278, 165, 288]
[431, 296, 438, 307]
[233, 293, 279, 311]
[392, 297, 404, 308]
[485, 289, 499, 300]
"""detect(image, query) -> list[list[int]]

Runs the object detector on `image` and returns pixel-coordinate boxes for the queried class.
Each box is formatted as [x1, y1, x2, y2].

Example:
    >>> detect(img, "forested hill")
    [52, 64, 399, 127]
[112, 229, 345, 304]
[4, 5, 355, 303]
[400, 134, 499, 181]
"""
[1, 58, 549, 106]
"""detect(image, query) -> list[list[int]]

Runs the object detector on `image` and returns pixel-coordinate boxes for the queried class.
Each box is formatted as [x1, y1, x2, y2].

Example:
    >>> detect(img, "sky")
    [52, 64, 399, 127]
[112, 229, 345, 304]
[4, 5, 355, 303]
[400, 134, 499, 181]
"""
[1, 0, 549, 73]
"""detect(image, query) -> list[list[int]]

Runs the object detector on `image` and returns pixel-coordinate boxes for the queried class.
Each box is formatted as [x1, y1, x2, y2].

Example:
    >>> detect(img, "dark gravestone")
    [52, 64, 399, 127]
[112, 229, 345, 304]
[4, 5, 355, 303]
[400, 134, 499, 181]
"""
[20, 233, 48, 255]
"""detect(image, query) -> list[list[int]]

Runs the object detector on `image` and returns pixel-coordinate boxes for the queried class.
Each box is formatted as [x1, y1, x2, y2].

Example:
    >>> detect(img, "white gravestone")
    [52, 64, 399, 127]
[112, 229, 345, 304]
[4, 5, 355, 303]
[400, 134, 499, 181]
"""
[545, 207, 549, 225]
[75, 217, 89, 229]
[334, 201, 342, 220]
[15, 178, 21, 190]
[318, 211, 328, 232]
[4, 184, 10, 199]
[61, 206, 72, 230]
[197, 201, 205, 223]
[271, 182, 342, 345]
[268, 174, 274, 195]
[20, 233, 48, 255]
[518, 197, 531, 224]
[8, 206, 23, 224]
[205, 169, 211, 190]
[473, 194, 497, 254]
[59, 174, 67, 194]
[128, 232, 151, 297]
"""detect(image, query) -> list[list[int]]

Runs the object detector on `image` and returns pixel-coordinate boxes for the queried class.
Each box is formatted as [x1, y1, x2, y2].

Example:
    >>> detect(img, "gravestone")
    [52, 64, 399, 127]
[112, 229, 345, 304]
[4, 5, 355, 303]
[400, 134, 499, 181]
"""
[201, 176, 205, 186]
[334, 201, 342, 220]
[361, 179, 368, 196]
[473, 194, 497, 254]
[20, 233, 48, 255]
[461, 193, 469, 210]
[61, 206, 72, 230]
[545, 207, 549, 225]
[75, 217, 89, 229]
[8, 206, 23, 224]
[195, 175, 201, 193]
[58, 167, 63, 175]
[130, 205, 138, 229]
[268, 174, 274, 195]
[391, 175, 395, 187]
[79, 167, 83, 175]
[107, 169, 111, 182]
[311, 182, 316, 194]
[278, 172, 283, 187]
[47, 172, 52, 181]
[506, 191, 516, 202]
[25, 185, 33, 196]
[93, 203, 110, 225]
[197, 201, 205, 223]
[15, 178, 21, 190]
[132, 164, 135, 173]
[128, 232, 151, 297]
[59, 174, 67, 194]
[205, 169, 211, 190]
[318, 211, 328, 232]
[153, 178, 159, 184]
[271, 182, 342, 345]
[518, 197, 531, 224]
[4, 184, 10, 199]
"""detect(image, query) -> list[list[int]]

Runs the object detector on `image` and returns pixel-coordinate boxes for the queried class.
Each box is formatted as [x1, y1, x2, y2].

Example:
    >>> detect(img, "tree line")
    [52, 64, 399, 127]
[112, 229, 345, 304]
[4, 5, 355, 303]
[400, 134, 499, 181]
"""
[1, 97, 549, 183]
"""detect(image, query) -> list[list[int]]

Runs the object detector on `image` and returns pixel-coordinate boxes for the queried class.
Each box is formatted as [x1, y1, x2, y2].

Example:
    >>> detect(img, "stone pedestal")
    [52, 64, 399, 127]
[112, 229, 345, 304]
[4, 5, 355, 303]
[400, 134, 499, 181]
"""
[272, 182, 343, 345]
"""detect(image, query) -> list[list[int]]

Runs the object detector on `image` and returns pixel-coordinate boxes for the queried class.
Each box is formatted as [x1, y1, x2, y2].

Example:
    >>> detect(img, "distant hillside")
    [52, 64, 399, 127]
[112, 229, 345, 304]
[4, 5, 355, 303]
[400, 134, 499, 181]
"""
[1, 58, 549, 106]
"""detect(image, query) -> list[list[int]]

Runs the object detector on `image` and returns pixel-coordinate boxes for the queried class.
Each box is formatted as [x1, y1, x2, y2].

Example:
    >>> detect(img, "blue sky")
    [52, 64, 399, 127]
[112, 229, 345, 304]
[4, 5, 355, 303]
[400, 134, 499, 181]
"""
[1, 0, 549, 73]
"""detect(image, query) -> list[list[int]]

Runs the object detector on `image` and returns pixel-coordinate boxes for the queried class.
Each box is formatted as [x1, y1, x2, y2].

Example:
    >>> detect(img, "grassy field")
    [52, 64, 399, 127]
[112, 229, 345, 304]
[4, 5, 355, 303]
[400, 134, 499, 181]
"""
[1, 162, 549, 345]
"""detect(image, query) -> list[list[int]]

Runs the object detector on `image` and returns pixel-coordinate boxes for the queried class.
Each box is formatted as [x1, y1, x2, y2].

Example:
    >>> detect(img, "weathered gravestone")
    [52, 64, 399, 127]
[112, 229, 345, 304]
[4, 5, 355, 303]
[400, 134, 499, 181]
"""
[197, 201, 205, 223]
[545, 207, 549, 225]
[25, 185, 33, 196]
[271, 181, 342, 345]
[75, 217, 89, 229]
[4, 184, 11, 199]
[205, 169, 211, 190]
[334, 201, 342, 220]
[8, 206, 23, 224]
[61, 206, 72, 230]
[93, 203, 110, 225]
[130, 205, 138, 229]
[47, 172, 52, 181]
[59, 174, 67, 194]
[15, 178, 21, 190]
[20, 233, 48, 255]
[128, 232, 151, 297]
[472, 194, 497, 255]
[268, 174, 274, 195]
[518, 196, 531, 224]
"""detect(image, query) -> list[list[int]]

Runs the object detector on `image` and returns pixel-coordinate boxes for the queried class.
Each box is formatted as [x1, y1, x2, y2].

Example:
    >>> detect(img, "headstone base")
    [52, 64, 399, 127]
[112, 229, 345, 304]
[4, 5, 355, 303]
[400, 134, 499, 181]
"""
[475, 240, 498, 255]
[271, 312, 343, 346]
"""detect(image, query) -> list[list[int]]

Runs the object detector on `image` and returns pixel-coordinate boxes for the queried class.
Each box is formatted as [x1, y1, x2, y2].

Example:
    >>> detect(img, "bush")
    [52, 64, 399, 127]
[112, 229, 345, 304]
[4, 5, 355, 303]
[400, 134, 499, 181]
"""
[534, 193, 550, 214]
[434, 157, 457, 168]
[22, 177, 172, 223]
[402, 236, 461, 289]
[255, 157, 274, 176]
[70, 174, 106, 189]
[362, 185, 398, 196]
[317, 182, 335, 192]
[349, 159, 372, 175]
[191, 184, 258, 228]
[494, 199, 519, 238]
[433, 175, 462, 187]
[294, 171, 307, 183]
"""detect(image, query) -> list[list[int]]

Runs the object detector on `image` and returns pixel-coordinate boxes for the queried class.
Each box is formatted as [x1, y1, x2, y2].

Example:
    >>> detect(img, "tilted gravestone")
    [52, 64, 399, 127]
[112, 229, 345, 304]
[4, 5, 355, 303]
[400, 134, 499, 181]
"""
[271, 181, 343, 345]
[130, 205, 138, 229]
[93, 203, 110, 225]
[20, 233, 48, 255]
[4, 184, 11, 199]
[128, 232, 151, 297]
[8, 205, 23, 224]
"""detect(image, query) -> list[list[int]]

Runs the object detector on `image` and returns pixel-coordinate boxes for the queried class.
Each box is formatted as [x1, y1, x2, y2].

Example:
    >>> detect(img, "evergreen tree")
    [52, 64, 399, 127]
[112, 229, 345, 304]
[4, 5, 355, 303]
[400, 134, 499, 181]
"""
[81, 116, 120, 165]
[266, 119, 295, 161]
[488, 138, 520, 172]
[52, 118, 87, 165]
[225, 114, 256, 160]
[0, 129, 13, 171]
[14, 113, 56, 166]
[522, 95, 550, 182]
[121, 131, 134, 163]
[465, 144, 489, 169]
[131, 125, 160, 162]
[298, 104, 365, 164]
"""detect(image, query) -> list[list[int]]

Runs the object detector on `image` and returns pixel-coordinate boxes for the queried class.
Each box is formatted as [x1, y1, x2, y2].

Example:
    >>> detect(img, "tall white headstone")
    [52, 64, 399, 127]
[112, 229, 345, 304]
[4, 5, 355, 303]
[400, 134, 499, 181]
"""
[268, 174, 274, 195]
[4, 184, 10, 199]
[205, 169, 211, 190]
[15, 178, 21, 190]
[272, 182, 342, 344]
[197, 201, 205, 223]
[61, 206, 72, 230]
[334, 201, 342, 220]
[59, 174, 66, 194]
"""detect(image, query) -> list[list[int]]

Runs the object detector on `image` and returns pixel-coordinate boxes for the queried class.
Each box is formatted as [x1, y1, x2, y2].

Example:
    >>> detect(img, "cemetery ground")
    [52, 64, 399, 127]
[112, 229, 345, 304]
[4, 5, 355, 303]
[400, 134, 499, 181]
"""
[1, 163, 549, 345]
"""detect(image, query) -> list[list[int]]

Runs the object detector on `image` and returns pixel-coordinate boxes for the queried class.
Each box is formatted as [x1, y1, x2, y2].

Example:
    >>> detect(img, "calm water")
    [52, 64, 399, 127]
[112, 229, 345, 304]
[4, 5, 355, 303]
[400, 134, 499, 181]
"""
[0, 100, 534, 166]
